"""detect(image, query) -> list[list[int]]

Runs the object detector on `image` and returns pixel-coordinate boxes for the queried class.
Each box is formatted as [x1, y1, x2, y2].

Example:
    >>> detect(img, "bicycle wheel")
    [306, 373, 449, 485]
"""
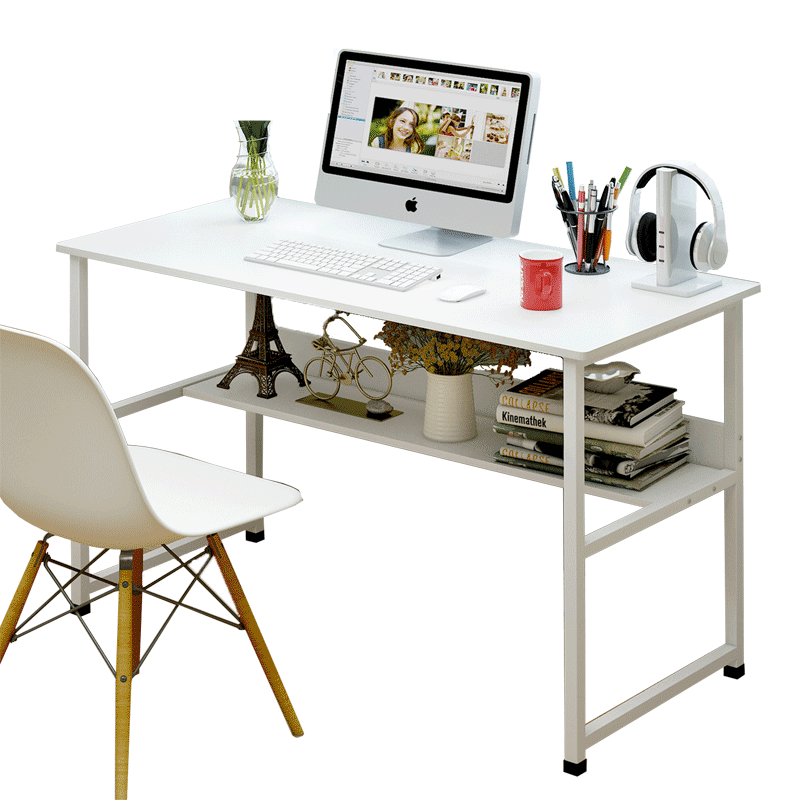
[304, 355, 341, 400]
[355, 356, 392, 400]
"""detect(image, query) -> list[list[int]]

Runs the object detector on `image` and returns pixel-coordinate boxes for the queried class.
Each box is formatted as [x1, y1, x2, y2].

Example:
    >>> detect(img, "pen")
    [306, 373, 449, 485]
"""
[587, 182, 597, 271]
[552, 175, 566, 219]
[591, 214, 607, 269]
[592, 182, 610, 270]
[562, 193, 578, 253]
[603, 178, 616, 262]
[560, 187, 577, 242]
[552, 175, 570, 218]
[553, 173, 577, 232]
[576, 184, 586, 271]
[564, 220, 577, 254]
[553, 176, 578, 254]
[554, 174, 576, 215]
[560, 185, 575, 214]
[559, 184, 578, 246]
[597, 182, 609, 226]
[553, 172, 570, 202]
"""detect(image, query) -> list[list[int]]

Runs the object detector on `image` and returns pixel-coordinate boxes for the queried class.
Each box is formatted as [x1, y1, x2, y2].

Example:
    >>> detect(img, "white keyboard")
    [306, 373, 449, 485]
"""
[244, 240, 442, 291]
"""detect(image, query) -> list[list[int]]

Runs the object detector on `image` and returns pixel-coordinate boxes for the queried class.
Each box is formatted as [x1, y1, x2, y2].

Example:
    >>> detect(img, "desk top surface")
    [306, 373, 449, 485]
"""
[57, 198, 760, 362]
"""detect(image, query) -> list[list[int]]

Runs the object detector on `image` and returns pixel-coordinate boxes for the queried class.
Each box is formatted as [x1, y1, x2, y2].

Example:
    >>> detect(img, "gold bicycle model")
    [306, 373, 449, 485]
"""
[303, 311, 392, 401]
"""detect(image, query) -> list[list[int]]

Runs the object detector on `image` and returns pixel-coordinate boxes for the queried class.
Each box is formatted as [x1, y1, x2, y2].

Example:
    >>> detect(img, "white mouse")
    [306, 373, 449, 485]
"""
[438, 284, 487, 302]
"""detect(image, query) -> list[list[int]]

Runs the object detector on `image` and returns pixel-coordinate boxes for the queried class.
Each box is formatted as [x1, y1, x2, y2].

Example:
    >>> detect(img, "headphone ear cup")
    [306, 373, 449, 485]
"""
[690, 221, 714, 270]
[636, 212, 658, 262]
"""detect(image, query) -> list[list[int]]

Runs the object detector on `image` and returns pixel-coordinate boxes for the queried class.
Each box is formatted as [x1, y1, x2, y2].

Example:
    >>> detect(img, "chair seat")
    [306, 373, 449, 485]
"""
[128, 446, 301, 543]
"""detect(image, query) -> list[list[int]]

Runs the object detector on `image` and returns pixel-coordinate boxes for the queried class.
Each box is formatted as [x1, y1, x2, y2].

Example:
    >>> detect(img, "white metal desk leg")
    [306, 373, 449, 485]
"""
[69, 255, 91, 612]
[723, 303, 745, 678]
[562, 357, 587, 775]
[245, 292, 265, 543]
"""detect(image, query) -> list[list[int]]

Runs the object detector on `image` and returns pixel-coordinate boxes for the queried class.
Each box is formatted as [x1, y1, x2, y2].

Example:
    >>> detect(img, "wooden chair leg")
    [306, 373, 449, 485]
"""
[0, 539, 49, 665]
[131, 549, 143, 673]
[207, 533, 304, 737]
[115, 551, 135, 800]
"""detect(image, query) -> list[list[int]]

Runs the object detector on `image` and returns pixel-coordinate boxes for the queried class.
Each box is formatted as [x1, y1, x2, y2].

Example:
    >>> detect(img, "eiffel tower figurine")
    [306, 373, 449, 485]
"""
[217, 294, 305, 399]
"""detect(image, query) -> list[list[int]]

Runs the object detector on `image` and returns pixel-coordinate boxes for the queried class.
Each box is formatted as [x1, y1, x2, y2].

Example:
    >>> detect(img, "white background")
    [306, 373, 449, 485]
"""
[0, 3, 795, 799]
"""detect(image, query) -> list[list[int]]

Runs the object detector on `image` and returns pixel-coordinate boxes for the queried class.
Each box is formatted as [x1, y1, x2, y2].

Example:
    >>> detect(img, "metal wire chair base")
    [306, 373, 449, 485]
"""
[9, 539, 244, 679]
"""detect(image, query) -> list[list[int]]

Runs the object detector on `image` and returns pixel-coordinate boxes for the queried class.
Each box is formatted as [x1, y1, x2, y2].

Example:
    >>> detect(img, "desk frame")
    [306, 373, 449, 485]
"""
[60, 199, 754, 773]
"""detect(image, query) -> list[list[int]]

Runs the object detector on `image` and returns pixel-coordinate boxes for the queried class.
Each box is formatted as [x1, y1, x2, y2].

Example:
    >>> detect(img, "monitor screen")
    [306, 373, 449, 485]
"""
[316, 51, 539, 255]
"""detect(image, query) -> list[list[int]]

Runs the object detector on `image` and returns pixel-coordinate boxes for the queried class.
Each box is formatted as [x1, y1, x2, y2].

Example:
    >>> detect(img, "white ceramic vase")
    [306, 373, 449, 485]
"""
[423, 372, 477, 442]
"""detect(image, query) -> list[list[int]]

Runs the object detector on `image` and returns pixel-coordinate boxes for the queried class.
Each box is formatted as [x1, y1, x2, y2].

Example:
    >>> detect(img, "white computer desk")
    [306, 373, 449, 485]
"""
[57, 196, 760, 774]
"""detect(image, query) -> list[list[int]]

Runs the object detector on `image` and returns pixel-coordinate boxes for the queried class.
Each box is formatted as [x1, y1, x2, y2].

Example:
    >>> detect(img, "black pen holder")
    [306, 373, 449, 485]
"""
[557, 205, 617, 275]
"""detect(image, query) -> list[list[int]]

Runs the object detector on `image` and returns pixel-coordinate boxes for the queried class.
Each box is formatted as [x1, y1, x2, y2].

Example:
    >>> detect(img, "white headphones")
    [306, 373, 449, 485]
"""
[626, 160, 728, 270]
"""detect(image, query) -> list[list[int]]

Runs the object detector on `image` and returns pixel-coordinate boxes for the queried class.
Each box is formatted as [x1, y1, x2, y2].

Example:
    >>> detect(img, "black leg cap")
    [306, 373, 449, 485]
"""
[245, 530, 265, 543]
[724, 664, 745, 680]
[76, 604, 91, 616]
[564, 759, 587, 776]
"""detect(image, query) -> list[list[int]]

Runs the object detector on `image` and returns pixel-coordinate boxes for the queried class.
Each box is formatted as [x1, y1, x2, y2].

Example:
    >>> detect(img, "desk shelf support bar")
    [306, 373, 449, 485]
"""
[113, 367, 230, 419]
[585, 469, 736, 557]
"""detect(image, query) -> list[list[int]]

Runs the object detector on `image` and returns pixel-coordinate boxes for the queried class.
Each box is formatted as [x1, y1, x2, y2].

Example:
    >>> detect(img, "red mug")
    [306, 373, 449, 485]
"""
[519, 249, 563, 310]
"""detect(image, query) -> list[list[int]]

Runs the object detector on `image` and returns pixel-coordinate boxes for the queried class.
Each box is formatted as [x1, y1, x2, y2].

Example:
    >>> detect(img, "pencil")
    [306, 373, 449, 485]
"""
[616, 166, 632, 198]
[566, 161, 576, 202]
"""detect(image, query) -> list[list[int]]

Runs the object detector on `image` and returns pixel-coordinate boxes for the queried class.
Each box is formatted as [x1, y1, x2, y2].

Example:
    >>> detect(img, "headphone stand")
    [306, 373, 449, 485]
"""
[630, 167, 723, 297]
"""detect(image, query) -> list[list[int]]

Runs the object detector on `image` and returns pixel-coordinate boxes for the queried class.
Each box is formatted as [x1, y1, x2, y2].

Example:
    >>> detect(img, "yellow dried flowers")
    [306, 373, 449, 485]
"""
[376, 321, 530, 385]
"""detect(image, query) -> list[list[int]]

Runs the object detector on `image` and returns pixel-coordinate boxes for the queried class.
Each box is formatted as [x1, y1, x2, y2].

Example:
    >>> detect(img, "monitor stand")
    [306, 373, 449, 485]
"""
[380, 227, 492, 257]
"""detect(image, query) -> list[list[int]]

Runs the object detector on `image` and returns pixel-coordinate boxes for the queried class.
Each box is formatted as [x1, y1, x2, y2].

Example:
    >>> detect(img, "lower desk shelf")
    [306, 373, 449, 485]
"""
[183, 371, 735, 511]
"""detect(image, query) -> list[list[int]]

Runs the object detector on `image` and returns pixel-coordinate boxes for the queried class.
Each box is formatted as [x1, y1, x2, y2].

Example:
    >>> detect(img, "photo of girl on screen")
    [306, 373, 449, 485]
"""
[369, 102, 426, 154]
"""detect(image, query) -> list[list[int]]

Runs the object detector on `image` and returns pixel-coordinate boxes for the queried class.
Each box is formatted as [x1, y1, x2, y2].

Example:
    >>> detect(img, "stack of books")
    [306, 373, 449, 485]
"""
[492, 368, 690, 491]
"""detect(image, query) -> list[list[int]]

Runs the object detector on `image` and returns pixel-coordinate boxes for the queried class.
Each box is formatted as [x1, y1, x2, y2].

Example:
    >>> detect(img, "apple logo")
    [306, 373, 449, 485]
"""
[405, 197, 418, 212]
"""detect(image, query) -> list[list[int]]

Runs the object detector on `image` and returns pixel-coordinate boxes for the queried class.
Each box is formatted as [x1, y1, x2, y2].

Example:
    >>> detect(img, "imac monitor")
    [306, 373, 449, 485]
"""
[315, 50, 540, 256]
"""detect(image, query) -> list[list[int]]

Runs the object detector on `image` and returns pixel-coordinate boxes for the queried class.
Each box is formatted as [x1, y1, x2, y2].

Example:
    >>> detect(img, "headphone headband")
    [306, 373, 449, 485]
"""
[634, 165, 711, 199]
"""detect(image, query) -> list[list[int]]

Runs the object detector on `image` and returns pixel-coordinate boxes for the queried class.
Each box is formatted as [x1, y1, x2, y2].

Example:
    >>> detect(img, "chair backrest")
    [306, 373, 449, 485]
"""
[1, 326, 171, 548]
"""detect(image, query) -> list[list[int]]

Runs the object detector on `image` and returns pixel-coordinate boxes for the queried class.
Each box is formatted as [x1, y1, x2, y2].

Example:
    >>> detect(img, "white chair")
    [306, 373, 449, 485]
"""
[0, 325, 304, 799]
